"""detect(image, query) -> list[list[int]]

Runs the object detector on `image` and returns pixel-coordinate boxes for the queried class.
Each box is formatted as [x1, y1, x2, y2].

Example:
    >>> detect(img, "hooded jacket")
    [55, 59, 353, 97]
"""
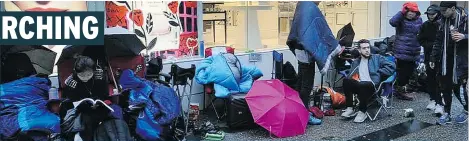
[418, 10, 442, 64]
[431, 7, 468, 81]
[389, 2, 423, 61]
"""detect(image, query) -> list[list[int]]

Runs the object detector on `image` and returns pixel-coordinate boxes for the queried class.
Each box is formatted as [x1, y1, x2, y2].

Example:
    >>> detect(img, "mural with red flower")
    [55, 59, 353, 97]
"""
[105, 1, 198, 59]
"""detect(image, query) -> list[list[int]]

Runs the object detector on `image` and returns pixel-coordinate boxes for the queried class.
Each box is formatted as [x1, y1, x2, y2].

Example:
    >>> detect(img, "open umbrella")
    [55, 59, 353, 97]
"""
[336, 23, 355, 47]
[245, 79, 309, 138]
[1, 45, 57, 75]
[56, 27, 145, 64]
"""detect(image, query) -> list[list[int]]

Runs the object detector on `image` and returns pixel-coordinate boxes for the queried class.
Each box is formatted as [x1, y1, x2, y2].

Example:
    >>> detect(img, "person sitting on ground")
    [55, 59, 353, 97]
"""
[341, 39, 396, 123]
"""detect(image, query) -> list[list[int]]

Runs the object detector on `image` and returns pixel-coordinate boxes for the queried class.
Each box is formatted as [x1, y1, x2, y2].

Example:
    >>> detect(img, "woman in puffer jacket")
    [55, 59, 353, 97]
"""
[389, 2, 423, 100]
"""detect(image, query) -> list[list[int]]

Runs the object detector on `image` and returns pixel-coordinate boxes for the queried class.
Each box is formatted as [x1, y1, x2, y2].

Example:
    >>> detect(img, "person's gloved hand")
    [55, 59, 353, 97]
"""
[429, 62, 435, 69]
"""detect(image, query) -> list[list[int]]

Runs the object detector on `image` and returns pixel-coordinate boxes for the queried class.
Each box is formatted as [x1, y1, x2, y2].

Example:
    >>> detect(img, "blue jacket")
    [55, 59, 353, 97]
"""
[0, 77, 60, 139]
[389, 12, 423, 61]
[195, 54, 263, 98]
[286, 1, 339, 70]
[119, 70, 180, 140]
[346, 54, 396, 87]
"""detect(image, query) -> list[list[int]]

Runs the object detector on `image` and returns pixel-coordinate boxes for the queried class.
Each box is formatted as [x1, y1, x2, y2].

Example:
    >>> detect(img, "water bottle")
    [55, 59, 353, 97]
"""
[49, 87, 59, 100]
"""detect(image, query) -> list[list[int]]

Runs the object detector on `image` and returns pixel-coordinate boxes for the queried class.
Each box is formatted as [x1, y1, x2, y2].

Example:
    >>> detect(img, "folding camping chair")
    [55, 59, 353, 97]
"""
[203, 46, 235, 121]
[271, 50, 284, 80]
[169, 64, 196, 133]
[364, 72, 396, 121]
[363, 55, 396, 121]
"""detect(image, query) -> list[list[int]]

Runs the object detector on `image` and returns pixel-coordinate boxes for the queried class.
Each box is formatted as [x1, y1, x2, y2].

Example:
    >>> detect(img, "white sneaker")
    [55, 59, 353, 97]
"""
[341, 107, 356, 118]
[426, 100, 436, 110]
[354, 111, 367, 123]
[434, 104, 444, 115]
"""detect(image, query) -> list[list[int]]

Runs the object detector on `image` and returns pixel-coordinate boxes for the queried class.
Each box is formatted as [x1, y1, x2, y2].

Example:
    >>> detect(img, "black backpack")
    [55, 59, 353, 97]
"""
[93, 119, 133, 141]
[282, 61, 298, 89]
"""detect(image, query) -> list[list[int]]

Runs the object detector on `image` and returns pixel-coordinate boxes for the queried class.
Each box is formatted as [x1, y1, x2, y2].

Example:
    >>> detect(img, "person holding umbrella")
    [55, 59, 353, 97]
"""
[389, 2, 423, 101]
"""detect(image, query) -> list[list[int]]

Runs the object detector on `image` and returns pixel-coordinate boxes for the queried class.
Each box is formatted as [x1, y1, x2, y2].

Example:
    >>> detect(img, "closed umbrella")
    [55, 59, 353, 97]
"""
[245, 79, 309, 138]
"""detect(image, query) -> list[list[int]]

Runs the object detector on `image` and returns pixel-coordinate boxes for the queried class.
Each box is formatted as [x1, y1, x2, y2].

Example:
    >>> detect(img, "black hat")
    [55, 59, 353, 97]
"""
[425, 4, 440, 14]
[440, 1, 457, 8]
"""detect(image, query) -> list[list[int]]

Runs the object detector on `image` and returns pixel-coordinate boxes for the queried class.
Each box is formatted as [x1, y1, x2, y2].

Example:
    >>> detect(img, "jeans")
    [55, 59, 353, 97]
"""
[343, 78, 375, 112]
[296, 62, 315, 108]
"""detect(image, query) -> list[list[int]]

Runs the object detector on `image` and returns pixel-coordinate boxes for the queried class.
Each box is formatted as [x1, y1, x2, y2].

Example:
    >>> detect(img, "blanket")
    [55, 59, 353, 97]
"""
[0, 76, 60, 139]
[119, 69, 180, 140]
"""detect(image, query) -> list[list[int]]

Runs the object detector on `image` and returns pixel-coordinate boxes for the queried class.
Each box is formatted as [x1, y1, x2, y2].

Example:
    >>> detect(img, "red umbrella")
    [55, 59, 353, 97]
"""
[246, 79, 309, 138]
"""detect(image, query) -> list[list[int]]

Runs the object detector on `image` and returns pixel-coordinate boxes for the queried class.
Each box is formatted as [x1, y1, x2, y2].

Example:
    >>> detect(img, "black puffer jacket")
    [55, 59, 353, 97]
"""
[418, 13, 441, 64]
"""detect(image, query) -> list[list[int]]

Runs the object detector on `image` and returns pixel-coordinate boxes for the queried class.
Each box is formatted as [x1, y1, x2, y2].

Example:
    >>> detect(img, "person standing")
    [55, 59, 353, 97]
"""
[430, 1, 468, 125]
[417, 4, 444, 114]
[389, 2, 423, 101]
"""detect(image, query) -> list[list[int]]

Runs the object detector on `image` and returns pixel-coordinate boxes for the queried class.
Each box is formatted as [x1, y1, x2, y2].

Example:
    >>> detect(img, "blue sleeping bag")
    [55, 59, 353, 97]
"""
[0, 76, 60, 138]
[287, 1, 340, 73]
[119, 69, 180, 140]
[195, 54, 263, 98]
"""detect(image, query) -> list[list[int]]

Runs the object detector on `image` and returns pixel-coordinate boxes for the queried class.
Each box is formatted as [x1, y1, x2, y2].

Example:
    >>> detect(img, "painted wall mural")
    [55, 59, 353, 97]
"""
[105, 1, 198, 59]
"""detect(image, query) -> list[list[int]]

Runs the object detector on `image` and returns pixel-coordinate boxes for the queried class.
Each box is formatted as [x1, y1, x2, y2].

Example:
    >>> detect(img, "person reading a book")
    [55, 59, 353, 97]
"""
[59, 55, 113, 140]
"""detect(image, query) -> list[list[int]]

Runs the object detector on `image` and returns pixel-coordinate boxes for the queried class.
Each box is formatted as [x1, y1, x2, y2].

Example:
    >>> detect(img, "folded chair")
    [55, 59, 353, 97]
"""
[169, 64, 196, 133]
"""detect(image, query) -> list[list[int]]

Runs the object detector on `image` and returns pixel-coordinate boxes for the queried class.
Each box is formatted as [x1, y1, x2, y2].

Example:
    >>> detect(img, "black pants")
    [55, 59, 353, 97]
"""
[296, 62, 315, 108]
[426, 63, 441, 104]
[440, 72, 468, 113]
[343, 78, 375, 112]
[396, 59, 416, 87]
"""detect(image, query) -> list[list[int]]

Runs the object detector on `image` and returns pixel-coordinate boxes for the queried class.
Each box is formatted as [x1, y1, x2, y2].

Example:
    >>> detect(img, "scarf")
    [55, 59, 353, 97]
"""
[442, 10, 461, 84]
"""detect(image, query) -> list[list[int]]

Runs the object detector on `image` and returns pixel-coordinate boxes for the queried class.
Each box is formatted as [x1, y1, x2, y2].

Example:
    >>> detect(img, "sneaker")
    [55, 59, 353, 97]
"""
[434, 104, 444, 115]
[354, 111, 367, 123]
[426, 100, 436, 110]
[454, 111, 468, 124]
[437, 113, 452, 125]
[308, 113, 322, 125]
[341, 107, 356, 118]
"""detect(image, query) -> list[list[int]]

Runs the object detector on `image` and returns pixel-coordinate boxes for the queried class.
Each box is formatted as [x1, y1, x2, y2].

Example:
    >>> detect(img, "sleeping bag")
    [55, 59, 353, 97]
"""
[195, 53, 263, 98]
[119, 69, 180, 140]
[0, 76, 60, 139]
[287, 1, 341, 74]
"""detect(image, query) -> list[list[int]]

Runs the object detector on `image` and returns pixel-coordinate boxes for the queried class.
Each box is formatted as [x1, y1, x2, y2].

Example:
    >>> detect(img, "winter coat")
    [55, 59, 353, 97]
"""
[346, 54, 396, 87]
[286, 1, 340, 71]
[0, 77, 60, 139]
[431, 7, 468, 80]
[418, 13, 441, 64]
[195, 53, 263, 98]
[389, 2, 423, 61]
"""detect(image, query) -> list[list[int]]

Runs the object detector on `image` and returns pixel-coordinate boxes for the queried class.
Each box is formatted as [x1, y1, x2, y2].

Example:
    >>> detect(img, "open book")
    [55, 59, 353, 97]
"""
[72, 98, 114, 112]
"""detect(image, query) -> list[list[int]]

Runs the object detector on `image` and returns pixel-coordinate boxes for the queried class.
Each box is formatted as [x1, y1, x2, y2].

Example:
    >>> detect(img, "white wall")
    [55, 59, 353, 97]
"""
[380, 1, 430, 37]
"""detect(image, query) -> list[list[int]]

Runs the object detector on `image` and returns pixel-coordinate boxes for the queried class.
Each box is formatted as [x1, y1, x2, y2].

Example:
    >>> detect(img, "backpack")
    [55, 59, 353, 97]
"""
[93, 119, 132, 141]
[282, 61, 298, 89]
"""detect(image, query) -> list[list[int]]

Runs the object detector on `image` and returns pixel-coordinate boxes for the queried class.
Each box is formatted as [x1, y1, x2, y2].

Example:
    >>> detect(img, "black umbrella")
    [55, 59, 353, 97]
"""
[336, 23, 355, 47]
[1, 45, 57, 75]
[57, 27, 145, 64]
